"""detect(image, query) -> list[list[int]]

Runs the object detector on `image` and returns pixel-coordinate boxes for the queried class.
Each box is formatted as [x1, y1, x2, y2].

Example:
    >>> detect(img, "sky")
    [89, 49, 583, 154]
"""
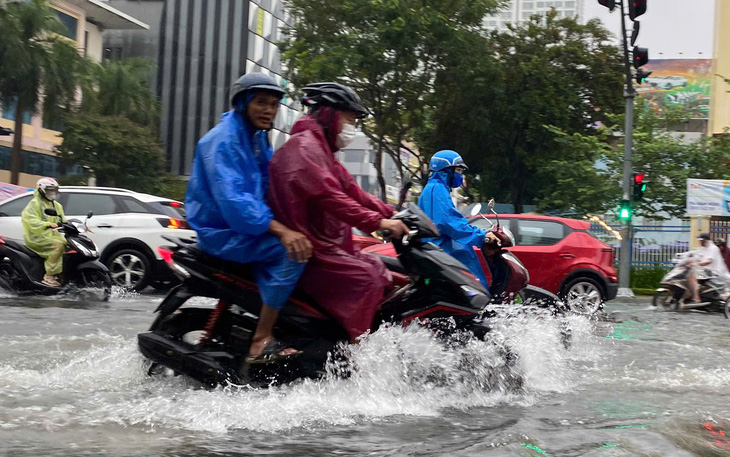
[583, 0, 715, 59]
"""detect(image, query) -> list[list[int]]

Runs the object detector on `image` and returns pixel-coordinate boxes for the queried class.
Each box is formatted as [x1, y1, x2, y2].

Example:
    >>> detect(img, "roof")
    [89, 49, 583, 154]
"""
[473, 213, 591, 231]
[65, 0, 149, 30]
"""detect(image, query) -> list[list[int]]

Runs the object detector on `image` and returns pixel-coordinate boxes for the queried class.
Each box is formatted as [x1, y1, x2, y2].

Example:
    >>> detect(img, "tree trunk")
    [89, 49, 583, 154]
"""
[10, 99, 24, 185]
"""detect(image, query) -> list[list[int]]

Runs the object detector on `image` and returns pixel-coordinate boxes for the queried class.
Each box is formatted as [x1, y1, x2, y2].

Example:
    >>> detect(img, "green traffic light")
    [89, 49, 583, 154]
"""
[619, 199, 632, 220]
[619, 208, 631, 219]
[641, 183, 647, 192]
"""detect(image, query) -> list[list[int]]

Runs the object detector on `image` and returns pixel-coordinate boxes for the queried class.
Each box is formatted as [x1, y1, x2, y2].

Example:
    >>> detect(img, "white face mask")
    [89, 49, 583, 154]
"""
[335, 123, 357, 149]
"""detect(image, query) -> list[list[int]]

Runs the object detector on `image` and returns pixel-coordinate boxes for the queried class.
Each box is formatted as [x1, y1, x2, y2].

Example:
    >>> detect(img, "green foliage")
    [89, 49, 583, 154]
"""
[425, 11, 624, 212]
[57, 114, 165, 192]
[0, 0, 91, 183]
[630, 266, 667, 289]
[280, 0, 505, 196]
[541, 100, 730, 219]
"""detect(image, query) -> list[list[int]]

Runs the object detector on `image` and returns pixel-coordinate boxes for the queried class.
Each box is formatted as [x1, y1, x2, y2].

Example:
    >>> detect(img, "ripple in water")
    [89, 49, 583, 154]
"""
[0, 309, 605, 434]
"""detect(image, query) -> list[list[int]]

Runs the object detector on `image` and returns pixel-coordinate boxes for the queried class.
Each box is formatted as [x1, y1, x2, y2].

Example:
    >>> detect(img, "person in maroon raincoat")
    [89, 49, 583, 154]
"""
[268, 82, 409, 342]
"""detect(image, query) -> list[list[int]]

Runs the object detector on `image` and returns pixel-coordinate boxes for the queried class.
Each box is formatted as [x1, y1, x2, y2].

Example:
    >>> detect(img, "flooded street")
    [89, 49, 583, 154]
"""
[1, 289, 730, 457]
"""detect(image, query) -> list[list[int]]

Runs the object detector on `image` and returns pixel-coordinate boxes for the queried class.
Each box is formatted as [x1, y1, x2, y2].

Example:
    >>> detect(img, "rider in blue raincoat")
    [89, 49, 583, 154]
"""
[186, 73, 312, 364]
[418, 150, 494, 287]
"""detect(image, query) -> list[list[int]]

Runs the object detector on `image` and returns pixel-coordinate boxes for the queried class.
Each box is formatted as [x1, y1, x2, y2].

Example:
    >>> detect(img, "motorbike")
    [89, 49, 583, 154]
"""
[0, 208, 112, 301]
[652, 251, 730, 317]
[138, 204, 555, 387]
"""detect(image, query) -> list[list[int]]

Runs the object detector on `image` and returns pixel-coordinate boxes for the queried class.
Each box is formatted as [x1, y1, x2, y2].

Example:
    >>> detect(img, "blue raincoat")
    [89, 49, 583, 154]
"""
[418, 171, 489, 286]
[185, 108, 304, 309]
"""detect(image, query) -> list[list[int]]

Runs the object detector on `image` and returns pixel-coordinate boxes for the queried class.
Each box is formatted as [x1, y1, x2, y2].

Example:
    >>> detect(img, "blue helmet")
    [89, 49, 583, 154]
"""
[429, 150, 468, 172]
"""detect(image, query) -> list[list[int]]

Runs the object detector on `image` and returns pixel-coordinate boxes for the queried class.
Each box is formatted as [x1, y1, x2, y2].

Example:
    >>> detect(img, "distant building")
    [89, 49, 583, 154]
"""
[104, 0, 299, 176]
[483, 0, 584, 31]
[0, 0, 148, 188]
[709, 0, 730, 136]
[337, 133, 403, 200]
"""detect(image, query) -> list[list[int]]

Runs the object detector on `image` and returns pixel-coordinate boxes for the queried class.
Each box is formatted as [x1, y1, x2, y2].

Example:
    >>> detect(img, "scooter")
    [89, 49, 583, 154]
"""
[0, 208, 112, 301]
[138, 204, 541, 387]
[364, 200, 564, 311]
[652, 251, 730, 317]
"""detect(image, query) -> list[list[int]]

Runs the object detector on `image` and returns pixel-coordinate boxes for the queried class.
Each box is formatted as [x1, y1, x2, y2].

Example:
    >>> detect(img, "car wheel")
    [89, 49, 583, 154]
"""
[561, 277, 604, 315]
[106, 248, 152, 291]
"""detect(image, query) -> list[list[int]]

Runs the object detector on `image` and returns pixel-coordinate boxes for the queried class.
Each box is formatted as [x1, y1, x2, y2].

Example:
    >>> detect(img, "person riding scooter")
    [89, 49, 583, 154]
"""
[418, 150, 497, 287]
[686, 233, 730, 304]
[185, 72, 312, 364]
[21, 178, 66, 287]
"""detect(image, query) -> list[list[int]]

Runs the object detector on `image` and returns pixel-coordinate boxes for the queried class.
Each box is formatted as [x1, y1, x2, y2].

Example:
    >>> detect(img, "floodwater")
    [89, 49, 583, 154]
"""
[1, 288, 730, 457]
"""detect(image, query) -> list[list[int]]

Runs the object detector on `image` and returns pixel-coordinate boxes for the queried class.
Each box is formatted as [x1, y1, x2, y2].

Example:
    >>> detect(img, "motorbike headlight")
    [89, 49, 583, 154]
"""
[69, 238, 97, 258]
[461, 284, 486, 298]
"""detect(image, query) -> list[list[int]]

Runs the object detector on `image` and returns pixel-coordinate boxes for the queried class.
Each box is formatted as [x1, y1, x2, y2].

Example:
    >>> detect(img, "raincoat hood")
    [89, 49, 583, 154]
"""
[293, 108, 343, 152]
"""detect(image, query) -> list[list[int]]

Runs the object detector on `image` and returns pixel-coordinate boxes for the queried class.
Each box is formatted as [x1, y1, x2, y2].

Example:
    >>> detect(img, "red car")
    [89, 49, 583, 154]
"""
[468, 213, 617, 312]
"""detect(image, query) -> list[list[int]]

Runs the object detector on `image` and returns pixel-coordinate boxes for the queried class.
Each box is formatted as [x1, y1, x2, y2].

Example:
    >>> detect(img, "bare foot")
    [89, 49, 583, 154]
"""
[248, 337, 299, 358]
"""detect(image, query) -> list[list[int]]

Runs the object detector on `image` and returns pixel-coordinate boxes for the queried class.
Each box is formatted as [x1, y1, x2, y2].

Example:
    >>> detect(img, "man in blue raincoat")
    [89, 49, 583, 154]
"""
[186, 73, 312, 364]
[418, 150, 496, 287]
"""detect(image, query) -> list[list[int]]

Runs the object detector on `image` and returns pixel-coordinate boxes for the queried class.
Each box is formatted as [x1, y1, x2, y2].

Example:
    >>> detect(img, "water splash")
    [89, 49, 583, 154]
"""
[0, 310, 603, 434]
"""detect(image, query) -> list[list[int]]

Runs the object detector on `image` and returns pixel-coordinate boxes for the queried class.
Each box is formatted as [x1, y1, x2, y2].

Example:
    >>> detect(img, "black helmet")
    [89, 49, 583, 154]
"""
[716, 238, 727, 246]
[230, 73, 285, 107]
[301, 82, 368, 118]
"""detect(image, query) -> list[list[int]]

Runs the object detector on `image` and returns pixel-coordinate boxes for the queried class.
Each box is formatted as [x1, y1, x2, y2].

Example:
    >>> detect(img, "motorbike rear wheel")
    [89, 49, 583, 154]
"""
[79, 269, 112, 301]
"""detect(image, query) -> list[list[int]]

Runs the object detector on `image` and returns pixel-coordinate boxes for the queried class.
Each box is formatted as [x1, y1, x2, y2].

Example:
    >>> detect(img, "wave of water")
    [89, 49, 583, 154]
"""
[0, 311, 606, 434]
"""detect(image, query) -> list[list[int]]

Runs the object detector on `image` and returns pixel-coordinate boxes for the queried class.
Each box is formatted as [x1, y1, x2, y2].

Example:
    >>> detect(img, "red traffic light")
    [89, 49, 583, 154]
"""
[633, 173, 644, 184]
[633, 46, 649, 69]
[629, 0, 647, 20]
[598, 0, 616, 10]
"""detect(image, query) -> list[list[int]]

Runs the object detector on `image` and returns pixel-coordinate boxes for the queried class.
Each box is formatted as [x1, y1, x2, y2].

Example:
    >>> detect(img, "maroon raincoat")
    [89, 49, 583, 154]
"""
[268, 110, 394, 340]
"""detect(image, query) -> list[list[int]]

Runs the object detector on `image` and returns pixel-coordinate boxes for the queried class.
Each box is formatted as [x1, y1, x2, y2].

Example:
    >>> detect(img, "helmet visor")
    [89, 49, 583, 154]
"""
[43, 187, 59, 201]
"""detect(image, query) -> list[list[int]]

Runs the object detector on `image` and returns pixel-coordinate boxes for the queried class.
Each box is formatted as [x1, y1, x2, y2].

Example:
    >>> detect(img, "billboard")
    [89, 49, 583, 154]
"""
[686, 179, 730, 216]
[638, 59, 712, 119]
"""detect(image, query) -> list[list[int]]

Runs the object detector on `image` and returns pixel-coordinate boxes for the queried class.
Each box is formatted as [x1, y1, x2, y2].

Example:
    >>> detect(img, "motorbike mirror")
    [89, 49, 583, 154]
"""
[488, 198, 496, 212]
[469, 203, 482, 217]
[86, 211, 93, 219]
[44, 208, 58, 217]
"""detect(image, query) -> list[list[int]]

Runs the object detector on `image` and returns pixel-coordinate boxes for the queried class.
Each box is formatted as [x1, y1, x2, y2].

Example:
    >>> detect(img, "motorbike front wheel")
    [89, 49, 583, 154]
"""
[724, 298, 730, 319]
[79, 269, 112, 301]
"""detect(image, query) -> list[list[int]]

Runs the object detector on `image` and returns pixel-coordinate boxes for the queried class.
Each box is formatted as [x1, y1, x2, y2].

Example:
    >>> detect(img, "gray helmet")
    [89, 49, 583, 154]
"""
[716, 238, 726, 246]
[230, 73, 285, 107]
[301, 82, 368, 118]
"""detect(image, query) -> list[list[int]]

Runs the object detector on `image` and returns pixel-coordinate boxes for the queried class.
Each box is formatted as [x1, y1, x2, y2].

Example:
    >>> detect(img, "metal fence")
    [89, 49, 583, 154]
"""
[590, 223, 691, 269]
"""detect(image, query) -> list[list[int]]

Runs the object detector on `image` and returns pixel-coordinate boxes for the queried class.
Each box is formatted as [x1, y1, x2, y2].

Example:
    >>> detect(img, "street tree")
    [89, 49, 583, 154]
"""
[537, 101, 730, 220]
[0, 0, 89, 184]
[280, 0, 504, 200]
[57, 114, 165, 192]
[426, 11, 624, 212]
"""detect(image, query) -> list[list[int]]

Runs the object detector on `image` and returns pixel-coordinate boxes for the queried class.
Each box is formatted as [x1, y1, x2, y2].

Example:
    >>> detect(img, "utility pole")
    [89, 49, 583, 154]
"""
[599, 0, 650, 298]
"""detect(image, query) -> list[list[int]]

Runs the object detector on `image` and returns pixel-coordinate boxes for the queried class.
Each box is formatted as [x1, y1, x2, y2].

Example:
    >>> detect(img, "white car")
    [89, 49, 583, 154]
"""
[0, 186, 196, 291]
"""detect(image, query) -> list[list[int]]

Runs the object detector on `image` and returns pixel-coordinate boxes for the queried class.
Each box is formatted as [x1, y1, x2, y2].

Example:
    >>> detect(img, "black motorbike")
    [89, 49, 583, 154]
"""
[0, 208, 112, 301]
[138, 204, 559, 387]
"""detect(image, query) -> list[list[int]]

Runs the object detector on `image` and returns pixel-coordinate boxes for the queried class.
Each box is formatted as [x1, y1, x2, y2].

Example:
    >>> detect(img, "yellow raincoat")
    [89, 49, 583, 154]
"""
[21, 190, 66, 276]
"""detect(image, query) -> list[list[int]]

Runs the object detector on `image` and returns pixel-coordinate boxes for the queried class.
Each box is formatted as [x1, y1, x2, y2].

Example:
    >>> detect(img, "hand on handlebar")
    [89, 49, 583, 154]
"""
[379, 219, 409, 238]
[486, 232, 501, 246]
[48, 223, 59, 229]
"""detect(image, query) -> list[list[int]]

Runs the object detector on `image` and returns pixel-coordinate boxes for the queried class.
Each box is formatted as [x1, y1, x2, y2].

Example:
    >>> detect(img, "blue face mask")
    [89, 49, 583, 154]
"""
[451, 171, 464, 188]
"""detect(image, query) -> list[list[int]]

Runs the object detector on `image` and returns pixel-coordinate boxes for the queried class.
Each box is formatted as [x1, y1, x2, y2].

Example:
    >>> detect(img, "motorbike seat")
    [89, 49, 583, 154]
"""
[1, 237, 42, 259]
[374, 254, 406, 274]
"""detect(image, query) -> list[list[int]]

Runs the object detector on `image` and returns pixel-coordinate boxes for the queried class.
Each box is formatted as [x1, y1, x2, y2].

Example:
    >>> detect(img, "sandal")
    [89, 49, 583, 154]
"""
[245, 338, 302, 365]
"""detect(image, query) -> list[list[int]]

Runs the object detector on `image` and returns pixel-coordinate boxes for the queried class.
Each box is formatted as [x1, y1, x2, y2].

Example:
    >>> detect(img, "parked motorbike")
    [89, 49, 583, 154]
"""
[652, 251, 730, 317]
[138, 204, 543, 387]
[0, 208, 112, 301]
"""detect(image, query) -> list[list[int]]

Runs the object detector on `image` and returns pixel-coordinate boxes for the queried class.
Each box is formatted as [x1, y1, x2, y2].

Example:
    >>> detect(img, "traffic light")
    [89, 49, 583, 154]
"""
[629, 0, 647, 21]
[598, 0, 616, 11]
[635, 69, 652, 84]
[633, 47, 649, 69]
[632, 172, 647, 201]
[618, 200, 632, 221]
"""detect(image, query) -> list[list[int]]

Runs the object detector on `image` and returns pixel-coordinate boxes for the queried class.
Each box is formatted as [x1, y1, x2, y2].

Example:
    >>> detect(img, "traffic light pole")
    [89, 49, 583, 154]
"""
[617, 0, 635, 298]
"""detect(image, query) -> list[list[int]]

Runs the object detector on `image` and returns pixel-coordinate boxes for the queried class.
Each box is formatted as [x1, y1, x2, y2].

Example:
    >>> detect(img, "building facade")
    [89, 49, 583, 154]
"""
[0, 0, 148, 188]
[106, 0, 298, 176]
[709, 0, 730, 136]
[483, 0, 584, 31]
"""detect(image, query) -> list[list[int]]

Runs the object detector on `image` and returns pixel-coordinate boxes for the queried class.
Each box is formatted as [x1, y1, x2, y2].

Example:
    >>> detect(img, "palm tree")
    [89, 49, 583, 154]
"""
[0, 0, 88, 184]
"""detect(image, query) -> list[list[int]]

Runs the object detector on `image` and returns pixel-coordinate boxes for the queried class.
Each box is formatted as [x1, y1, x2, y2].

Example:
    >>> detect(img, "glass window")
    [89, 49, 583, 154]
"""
[565, 1, 575, 6]
[565, 10, 575, 16]
[147, 200, 187, 219]
[523, 2, 534, 9]
[120, 197, 152, 214]
[2, 97, 32, 125]
[537, 2, 544, 6]
[55, 10, 78, 40]
[0, 194, 33, 217]
[517, 220, 565, 246]
[343, 150, 363, 163]
[63, 193, 118, 216]
[523, 11, 532, 18]
[501, 11, 512, 19]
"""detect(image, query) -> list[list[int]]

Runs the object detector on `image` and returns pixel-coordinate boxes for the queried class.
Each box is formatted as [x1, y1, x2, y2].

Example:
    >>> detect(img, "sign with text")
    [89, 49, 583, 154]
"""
[686, 179, 730, 216]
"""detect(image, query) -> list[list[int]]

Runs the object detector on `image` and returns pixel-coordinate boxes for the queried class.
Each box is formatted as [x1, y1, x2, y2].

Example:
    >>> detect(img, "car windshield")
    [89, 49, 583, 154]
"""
[148, 201, 186, 219]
